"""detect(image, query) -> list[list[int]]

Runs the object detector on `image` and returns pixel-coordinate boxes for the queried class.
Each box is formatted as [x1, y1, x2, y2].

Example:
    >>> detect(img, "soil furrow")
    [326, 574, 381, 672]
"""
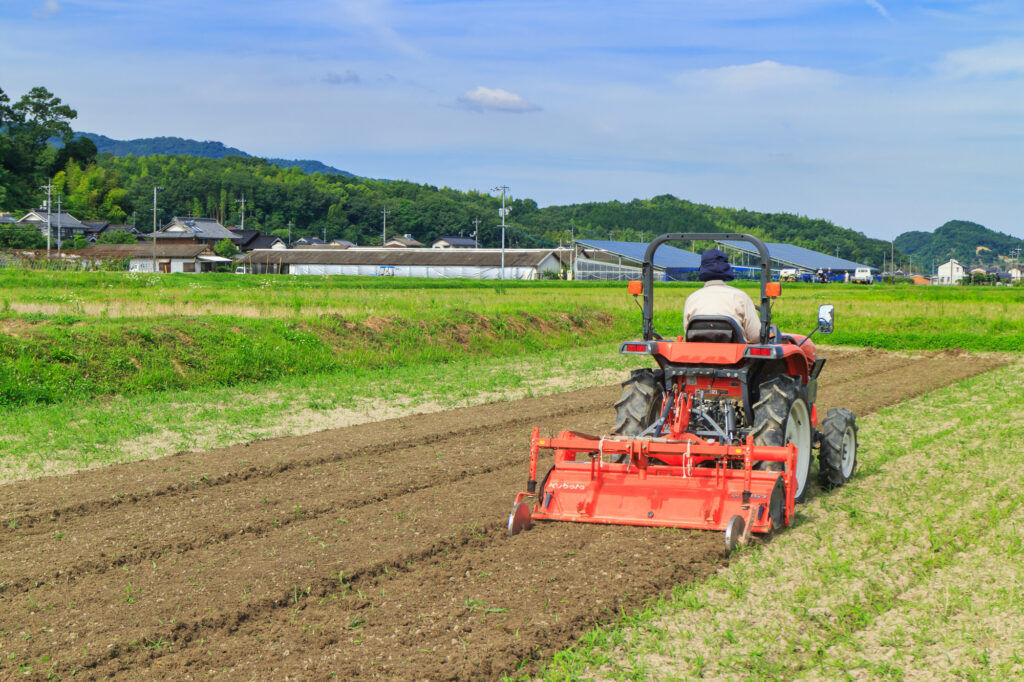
[0, 388, 617, 527]
[0, 349, 1011, 681]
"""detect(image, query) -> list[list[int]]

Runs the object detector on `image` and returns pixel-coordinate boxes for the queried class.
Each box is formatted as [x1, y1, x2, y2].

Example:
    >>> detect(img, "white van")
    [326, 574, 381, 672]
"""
[852, 267, 873, 284]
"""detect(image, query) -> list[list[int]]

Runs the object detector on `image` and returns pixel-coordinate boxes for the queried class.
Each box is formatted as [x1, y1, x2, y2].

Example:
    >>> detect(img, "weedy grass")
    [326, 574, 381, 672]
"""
[0, 342, 643, 480]
[528, 360, 1024, 680]
[0, 308, 630, 408]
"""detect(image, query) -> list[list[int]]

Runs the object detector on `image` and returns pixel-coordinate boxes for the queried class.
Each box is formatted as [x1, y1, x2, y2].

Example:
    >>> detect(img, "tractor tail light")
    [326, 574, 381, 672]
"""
[745, 345, 783, 359]
[621, 341, 655, 354]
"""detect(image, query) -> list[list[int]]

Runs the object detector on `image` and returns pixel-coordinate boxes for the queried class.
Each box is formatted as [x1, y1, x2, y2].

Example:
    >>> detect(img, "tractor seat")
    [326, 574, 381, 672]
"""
[685, 315, 745, 344]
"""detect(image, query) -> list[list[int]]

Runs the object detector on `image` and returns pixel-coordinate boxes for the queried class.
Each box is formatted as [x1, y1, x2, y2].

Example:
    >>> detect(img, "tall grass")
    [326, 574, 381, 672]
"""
[1, 272, 1022, 409]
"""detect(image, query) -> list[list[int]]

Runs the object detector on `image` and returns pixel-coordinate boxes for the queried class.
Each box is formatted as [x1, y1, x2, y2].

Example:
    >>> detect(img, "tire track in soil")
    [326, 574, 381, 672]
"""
[0, 350, 1010, 680]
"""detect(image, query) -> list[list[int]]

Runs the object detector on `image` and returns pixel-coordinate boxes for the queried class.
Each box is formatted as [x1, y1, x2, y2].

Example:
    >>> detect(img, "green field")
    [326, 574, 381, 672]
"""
[1, 270, 1022, 679]
[1, 271, 1023, 479]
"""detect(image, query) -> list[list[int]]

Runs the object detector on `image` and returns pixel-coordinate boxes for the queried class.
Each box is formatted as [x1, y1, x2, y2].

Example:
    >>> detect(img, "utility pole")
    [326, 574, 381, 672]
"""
[56, 192, 63, 253]
[381, 206, 390, 246]
[152, 186, 164, 273]
[891, 239, 895, 275]
[40, 179, 54, 255]
[492, 185, 509, 279]
[569, 220, 575, 280]
[235, 194, 246, 230]
[287, 220, 293, 247]
[472, 218, 480, 248]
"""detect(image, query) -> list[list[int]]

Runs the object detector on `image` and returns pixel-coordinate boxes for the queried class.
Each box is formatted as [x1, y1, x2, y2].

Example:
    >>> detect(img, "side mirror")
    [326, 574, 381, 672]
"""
[817, 304, 835, 334]
[628, 280, 643, 296]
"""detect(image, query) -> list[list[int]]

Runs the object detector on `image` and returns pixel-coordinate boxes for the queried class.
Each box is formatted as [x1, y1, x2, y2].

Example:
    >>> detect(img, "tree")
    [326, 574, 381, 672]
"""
[0, 224, 45, 249]
[97, 230, 137, 244]
[0, 85, 78, 211]
[70, 234, 90, 250]
[214, 238, 239, 258]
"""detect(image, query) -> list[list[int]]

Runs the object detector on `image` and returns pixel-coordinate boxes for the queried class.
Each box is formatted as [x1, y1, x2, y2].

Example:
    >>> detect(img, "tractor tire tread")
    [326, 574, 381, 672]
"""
[612, 369, 663, 438]
[818, 407, 858, 488]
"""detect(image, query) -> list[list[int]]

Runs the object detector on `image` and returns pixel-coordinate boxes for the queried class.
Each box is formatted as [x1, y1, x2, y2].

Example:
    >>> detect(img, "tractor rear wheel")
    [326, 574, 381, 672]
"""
[613, 369, 663, 437]
[612, 369, 663, 464]
[752, 375, 812, 503]
[818, 408, 858, 488]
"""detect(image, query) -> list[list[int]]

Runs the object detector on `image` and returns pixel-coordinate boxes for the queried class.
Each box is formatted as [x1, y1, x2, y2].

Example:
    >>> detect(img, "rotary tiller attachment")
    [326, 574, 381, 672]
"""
[507, 427, 796, 551]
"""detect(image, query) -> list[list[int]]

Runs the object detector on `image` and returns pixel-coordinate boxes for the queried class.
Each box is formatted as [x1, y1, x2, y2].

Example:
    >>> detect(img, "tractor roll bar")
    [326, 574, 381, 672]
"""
[641, 233, 772, 344]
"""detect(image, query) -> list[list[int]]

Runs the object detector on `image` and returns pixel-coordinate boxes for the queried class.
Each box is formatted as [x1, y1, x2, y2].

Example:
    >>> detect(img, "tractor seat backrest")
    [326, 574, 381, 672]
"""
[685, 315, 745, 344]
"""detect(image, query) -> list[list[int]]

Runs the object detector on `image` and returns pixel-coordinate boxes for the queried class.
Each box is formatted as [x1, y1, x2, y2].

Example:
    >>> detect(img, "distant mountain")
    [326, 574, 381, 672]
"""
[895, 220, 1024, 268]
[80, 133, 355, 177]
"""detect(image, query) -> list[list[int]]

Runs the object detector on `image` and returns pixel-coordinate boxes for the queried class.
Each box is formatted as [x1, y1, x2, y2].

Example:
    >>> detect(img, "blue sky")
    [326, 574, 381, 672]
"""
[2, 0, 1023, 240]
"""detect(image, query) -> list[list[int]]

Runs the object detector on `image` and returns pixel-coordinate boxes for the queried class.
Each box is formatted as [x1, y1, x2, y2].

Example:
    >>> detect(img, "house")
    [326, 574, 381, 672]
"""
[243, 248, 562, 279]
[228, 229, 286, 252]
[294, 236, 325, 246]
[78, 221, 142, 242]
[385, 234, 425, 248]
[1008, 267, 1022, 282]
[330, 238, 356, 248]
[154, 217, 236, 246]
[82, 243, 230, 273]
[935, 259, 965, 285]
[432, 236, 477, 249]
[16, 207, 88, 244]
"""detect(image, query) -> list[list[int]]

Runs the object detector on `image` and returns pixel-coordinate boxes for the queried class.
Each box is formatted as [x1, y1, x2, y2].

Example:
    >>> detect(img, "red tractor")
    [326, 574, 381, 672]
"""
[508, 233, 858, 550]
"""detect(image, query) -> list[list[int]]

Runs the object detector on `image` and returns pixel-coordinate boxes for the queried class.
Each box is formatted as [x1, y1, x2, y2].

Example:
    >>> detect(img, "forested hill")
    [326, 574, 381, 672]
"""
[80, 133, 355, 177]
[24, 152, 893, 265]
[523, 196, 893, 268]
[895, 220, 1024, 268]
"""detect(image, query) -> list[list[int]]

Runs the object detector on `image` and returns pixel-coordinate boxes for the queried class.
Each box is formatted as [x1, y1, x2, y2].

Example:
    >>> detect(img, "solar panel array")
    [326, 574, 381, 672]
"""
[716, 240, 872, 272]
[575, 239, 702, 269]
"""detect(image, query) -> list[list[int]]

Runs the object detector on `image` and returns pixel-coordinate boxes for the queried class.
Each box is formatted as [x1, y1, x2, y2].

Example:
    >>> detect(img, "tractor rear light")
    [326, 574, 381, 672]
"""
[745, 345, 783, 359]
[621, 341, 654, 354]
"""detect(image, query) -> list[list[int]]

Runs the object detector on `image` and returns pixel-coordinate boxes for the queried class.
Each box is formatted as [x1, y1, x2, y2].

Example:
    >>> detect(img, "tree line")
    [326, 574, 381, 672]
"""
[1, 83, 900, 265]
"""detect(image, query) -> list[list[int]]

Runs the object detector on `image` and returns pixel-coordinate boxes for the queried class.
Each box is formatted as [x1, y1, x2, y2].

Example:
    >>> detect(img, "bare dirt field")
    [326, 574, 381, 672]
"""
[0, 349, 1009, 680]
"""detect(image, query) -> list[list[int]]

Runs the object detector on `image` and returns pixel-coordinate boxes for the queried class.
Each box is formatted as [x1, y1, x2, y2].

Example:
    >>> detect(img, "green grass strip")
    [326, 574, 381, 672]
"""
[0, 309, 630, 408]
[0, 342, 643, 481]
[525, 360, 1024, 681]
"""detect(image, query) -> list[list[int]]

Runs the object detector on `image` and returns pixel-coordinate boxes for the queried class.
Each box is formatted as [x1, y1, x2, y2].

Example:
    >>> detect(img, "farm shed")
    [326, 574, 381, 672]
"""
[243, 248, 562, 279]
[82, 243, 224, 273]
[716, 239, 873, 276]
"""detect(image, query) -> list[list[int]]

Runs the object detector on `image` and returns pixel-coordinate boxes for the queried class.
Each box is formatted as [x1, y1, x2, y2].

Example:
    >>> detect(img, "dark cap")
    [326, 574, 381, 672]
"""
[699, 248, 734, 282]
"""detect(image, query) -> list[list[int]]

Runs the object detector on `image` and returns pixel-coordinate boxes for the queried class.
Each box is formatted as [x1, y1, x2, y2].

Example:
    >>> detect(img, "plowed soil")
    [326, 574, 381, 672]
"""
[0, 349, 1008, 680]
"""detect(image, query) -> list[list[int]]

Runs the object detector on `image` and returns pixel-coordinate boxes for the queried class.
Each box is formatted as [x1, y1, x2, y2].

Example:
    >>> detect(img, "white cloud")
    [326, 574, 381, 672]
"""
[33, 0, 60, 18]
[939, 42, 1024, 79]
[675, 60, 840, 93]
[865, 0, 889, 19]
[457, 86, 540, 113]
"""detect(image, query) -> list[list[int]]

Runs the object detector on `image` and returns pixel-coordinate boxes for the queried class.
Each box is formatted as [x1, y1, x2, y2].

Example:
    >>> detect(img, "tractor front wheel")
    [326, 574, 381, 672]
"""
[818, 408, 858, 488]
[753, 375, 813, 503]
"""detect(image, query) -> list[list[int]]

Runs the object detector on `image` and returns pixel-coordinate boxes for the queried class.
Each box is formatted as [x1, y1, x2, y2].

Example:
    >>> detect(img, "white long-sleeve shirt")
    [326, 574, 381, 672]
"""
[683, 280, 761, 343]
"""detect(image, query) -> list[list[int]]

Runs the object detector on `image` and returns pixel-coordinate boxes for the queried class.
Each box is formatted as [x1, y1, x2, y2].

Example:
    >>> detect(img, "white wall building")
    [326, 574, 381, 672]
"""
[244, 248, 563, 279]
[935, 259, 966, 285]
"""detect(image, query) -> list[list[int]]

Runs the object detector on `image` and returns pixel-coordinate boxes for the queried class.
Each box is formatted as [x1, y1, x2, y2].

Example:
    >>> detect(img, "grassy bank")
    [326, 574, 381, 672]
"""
[3, 272, 1024, 407]
[534, 361, 1024, 680]
[0, 343, 643, 480]
[0, 308, 626, 408]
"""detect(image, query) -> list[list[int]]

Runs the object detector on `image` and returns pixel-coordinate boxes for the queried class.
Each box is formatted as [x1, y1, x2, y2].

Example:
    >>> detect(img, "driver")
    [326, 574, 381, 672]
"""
[683, 249, 760, 343]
